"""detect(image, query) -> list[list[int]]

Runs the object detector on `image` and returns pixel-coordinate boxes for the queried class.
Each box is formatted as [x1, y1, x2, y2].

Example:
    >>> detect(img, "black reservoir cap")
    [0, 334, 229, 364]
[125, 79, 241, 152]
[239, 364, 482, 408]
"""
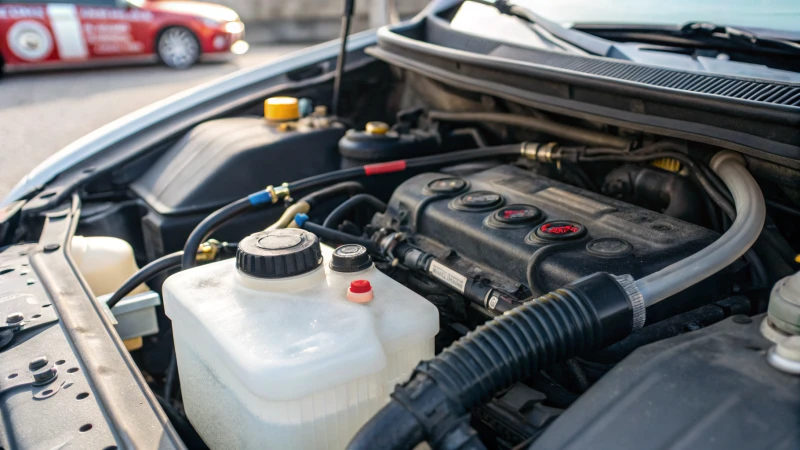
[330, 244, 373, 273]
[236, 229, 322, 278]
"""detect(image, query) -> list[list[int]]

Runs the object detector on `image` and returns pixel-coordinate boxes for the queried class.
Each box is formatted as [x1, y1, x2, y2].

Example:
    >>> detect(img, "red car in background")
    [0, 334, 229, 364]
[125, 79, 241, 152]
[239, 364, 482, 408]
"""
[0, 0, 247, 71]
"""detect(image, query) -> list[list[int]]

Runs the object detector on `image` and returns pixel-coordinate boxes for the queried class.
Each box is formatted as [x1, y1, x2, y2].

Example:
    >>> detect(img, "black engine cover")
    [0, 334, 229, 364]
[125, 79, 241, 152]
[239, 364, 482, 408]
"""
[374, 165, 732, 322]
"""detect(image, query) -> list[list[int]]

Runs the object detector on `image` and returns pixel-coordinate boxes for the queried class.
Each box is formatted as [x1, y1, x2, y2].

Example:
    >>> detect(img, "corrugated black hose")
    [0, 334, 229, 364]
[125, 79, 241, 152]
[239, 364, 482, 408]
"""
[347, 272, 638, 450]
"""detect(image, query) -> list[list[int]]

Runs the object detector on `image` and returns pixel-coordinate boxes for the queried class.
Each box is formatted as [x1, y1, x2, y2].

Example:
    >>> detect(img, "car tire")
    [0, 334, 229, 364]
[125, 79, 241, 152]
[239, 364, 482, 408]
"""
[157, 27, 200, 70]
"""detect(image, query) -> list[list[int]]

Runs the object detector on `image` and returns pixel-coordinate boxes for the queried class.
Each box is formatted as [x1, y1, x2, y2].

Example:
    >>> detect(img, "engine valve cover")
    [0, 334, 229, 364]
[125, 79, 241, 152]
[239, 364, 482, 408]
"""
[373, 165, 730, 322]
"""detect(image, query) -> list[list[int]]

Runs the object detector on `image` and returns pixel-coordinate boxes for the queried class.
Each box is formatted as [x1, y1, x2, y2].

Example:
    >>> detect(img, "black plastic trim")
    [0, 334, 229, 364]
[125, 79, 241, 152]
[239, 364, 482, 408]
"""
[423, 14, 800, 109]
[370, 15, 800, 167]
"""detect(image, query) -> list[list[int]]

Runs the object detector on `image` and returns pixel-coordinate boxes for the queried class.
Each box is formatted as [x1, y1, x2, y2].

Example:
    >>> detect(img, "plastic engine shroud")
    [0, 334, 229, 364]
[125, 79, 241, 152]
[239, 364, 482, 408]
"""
[372, 165, 731, 323]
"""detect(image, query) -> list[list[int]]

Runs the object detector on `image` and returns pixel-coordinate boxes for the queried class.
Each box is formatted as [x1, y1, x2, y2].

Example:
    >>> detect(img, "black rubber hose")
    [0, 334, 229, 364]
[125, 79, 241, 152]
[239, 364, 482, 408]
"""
[583, 140, 683, 156]
[697, 161, 734, 206]
[181, 197, 254, 270]
[289, 144, 523, 193]
[525, 242, 580, 297]
[449, 128, 487, 148]
[163, 352, 178, 400]
[698, 183, 722, 232]
[301, 221, 380, 253]
[155, 394, 205, 448]
[289, 166, 366, 193]
[348, 403, 430, 450]
[322, 194, 387, 229]
[404, 146, 521, 169]
[348, 272, 635, 450]
[299, 181, 364, 207]
[564, 359, 590, 392]
[766, 199, 800, 217]
[106, 251, 183, 309]
[744, 250, 769, 288]
[428, 111, 632, 149]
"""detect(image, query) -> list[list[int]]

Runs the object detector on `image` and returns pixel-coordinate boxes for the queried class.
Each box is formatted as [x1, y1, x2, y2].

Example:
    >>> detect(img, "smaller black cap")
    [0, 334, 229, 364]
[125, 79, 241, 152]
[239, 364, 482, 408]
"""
[330, 244, 373, 273]
[237, 229, 322, 278]
[427, 177, 466, 194]
[452, 191, 503, 211]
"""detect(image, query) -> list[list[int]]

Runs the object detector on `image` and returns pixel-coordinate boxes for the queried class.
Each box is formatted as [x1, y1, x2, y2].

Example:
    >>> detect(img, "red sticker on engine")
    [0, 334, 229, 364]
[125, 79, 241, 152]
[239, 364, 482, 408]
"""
[535, 221, 586, 240]
[540, 223, 580, 234]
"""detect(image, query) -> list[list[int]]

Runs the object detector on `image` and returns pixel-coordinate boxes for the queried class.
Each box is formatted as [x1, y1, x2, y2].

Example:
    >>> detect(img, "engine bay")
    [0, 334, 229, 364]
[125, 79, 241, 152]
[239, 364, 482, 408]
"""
[2, 32, 800, 449]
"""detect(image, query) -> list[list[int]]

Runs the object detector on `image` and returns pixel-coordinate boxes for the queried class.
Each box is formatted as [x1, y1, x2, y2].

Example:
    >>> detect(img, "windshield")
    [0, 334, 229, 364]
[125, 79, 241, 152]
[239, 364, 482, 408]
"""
[515, 0, 800, 33]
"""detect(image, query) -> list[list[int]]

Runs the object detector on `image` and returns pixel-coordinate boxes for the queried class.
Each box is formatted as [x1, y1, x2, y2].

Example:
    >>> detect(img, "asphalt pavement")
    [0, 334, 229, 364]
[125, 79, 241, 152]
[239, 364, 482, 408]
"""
[0, 44, 307, 199]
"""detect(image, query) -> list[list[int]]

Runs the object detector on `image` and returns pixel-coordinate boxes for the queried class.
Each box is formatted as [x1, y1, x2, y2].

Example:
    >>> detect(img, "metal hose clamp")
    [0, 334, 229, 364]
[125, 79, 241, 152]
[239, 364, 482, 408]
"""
[265, 183, 291, 203]
[613, 274, 646, 330]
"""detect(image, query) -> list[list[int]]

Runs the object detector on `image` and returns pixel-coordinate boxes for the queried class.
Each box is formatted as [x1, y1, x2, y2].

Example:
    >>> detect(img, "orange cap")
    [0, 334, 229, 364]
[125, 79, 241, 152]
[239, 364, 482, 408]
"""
[264, 97, 300, 122]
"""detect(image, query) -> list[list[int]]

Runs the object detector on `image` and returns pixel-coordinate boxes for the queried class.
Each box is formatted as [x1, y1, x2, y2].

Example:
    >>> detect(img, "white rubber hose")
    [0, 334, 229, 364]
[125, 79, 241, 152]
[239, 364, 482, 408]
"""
[636, 151, 765, 307]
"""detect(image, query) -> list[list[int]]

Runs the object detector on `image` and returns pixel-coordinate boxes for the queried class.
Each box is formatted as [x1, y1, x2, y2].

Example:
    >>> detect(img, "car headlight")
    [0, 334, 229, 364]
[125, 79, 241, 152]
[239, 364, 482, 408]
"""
[223, 21, 244, 34]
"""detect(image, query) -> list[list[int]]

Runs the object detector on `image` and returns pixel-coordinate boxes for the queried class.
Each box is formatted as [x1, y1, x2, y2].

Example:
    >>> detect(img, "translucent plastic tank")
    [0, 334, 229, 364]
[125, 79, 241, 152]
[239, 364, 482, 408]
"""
[71, 235, 148, 297]
[162, 229, 439, 449]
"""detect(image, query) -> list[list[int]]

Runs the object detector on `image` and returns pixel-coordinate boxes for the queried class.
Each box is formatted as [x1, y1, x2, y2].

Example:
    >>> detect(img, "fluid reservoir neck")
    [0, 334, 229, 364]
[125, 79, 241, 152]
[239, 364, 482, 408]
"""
[768, 270, 800, 335]
[235, 265, 326, 292]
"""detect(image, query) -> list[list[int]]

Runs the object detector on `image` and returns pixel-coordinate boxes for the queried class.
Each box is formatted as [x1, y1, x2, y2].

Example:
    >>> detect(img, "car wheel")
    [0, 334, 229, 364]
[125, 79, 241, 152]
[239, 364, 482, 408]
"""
[157, 27, 200, 70]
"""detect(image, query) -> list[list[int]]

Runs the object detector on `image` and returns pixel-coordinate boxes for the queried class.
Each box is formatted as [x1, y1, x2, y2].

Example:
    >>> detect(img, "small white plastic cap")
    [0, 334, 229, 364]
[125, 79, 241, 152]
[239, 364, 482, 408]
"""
[768, 271, 800, 335]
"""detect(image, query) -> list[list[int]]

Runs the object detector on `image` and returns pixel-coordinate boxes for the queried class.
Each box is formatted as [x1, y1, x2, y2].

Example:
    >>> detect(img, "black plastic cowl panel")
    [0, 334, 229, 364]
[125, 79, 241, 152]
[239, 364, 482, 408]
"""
[423, 13, 800, 108]
[370, 8, 800, 164]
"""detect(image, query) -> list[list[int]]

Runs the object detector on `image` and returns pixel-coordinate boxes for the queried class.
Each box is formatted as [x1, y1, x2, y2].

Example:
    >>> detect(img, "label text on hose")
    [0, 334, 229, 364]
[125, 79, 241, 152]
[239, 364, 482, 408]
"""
[429, 260, 468, 293]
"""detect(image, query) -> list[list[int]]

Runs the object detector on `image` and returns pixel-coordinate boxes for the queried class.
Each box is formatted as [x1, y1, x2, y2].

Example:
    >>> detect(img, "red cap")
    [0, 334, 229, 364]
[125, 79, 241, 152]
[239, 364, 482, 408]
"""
[349, 280, 372, 293]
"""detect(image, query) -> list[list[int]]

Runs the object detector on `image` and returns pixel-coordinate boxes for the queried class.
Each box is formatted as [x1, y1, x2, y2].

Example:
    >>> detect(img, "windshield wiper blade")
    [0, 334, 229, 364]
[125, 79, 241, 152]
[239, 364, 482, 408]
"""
[471, 0, 623, 58]
[679, 22, 800, 55]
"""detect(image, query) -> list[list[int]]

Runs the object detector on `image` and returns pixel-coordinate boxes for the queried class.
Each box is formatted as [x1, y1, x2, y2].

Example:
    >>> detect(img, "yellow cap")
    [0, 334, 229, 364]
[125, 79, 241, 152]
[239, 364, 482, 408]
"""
[264, 97, 300, 122]
[123, 336, 143, 352]
[652, 157, 681, 173]
[365, 121, 390, 135]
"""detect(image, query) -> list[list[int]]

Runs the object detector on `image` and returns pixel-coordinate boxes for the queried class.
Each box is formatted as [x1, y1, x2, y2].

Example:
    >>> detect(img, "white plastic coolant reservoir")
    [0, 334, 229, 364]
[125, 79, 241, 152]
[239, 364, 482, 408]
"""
[162, 229, 439, 450]
[71, 235, 148, 297]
